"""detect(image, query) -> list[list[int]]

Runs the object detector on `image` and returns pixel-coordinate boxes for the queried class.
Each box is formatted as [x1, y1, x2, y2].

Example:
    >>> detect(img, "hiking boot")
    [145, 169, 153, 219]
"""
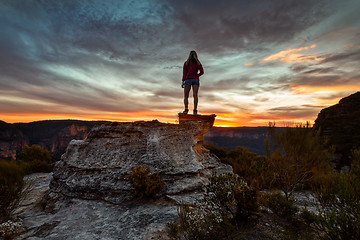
[193, 110, 198, 115]
[183, 109, 189, 114]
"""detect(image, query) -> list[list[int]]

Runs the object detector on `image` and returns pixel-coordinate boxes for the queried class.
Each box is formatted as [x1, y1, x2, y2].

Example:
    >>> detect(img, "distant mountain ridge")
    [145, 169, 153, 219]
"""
[0, 120, 108, 160]
[204, 127, 273, 155]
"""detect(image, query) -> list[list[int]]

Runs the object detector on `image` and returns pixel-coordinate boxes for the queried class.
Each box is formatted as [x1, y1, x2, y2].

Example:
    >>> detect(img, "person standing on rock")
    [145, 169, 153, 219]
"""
[182, 50, 204, 115]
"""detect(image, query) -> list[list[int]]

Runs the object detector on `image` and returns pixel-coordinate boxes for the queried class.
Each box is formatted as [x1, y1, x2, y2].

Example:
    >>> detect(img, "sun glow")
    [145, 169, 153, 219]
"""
[2, 110, 289, 127]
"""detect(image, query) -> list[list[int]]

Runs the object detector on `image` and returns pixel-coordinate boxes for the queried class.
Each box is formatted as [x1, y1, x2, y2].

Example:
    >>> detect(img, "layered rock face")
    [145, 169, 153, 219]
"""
[314, 92, 360, 167]
[50, 116, 232, 205]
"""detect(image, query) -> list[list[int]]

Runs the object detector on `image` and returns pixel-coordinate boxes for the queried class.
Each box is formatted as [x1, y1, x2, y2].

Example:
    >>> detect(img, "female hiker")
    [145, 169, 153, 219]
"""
[182, 50, 204, 115]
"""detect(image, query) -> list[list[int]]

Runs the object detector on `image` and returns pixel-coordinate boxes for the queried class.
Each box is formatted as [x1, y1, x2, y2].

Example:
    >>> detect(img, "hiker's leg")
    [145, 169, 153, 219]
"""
[184, 85, 191, 111]
[192, 84, 199, 111]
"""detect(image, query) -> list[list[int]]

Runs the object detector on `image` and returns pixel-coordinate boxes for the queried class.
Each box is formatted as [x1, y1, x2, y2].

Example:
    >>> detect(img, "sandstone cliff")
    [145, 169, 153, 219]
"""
[0, 121, 28, 159]
[19, 116, 232, 239]
[314, 91, 360, 167]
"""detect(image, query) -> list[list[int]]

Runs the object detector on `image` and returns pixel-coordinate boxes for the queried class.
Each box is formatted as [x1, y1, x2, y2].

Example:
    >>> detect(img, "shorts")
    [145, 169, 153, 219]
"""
[184, 79, 200, 86]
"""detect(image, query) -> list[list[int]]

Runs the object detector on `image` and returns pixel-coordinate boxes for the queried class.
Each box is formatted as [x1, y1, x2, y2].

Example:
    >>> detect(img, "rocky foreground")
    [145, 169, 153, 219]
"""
[17, 115, 232, 239]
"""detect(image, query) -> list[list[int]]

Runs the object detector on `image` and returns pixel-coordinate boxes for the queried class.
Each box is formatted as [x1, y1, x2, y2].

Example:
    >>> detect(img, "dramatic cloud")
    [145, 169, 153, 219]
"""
[246, 45, 323, 65]
[0, 0, 360, 126]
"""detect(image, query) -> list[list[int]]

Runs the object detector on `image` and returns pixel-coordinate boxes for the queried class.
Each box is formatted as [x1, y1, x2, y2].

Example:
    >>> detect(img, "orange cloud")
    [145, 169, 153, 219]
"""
[291, 85, 360, 95]
[245, 44, 323, 65]
[263, 44, 316, 62]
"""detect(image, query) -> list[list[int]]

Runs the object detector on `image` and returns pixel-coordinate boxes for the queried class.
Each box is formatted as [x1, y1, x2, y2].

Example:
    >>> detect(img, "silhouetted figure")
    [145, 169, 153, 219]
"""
[182, 50, 204, 115]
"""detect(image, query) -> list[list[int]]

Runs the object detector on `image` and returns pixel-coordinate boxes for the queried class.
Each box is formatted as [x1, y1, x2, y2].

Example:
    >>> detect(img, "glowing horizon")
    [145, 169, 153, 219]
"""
[1, 1, 360, 127]
[0, 102, 340, 127]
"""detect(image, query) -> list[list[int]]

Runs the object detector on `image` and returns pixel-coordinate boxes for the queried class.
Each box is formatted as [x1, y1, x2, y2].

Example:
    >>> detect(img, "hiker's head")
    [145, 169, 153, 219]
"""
[186, 50, 201, 66]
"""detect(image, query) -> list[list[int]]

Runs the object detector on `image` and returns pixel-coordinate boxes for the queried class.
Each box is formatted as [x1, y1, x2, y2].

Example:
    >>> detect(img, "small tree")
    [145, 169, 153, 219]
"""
[265, 123, 331, 199]
[16, 144, 53, 173]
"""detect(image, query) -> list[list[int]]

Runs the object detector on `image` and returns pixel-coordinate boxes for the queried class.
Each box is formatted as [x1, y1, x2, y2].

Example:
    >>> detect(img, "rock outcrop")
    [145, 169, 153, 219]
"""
[50, 116, 231, 205]
[20, 116, 232, 239]
[314, 92, 360, 167]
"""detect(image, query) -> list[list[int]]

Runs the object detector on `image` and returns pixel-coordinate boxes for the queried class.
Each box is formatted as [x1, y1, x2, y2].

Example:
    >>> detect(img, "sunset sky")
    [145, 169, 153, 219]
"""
[1, 0, 360, 126]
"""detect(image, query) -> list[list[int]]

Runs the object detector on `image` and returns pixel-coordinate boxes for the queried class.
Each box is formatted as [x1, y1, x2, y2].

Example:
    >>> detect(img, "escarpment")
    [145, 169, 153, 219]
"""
[314, 92, 360, 167]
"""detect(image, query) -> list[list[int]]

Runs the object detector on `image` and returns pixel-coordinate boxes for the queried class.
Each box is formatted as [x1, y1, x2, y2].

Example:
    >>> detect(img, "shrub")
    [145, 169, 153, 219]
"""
[312, 171, 360, 240]
[26, 159, 54, 173]
[265, 123, 331, 199]
[168, 204, 235, 240]
[127, 166, 163, 199]
[300, 208, 317, 226]
[0, 160, 27, 222]
[0, 220, 23, 240]
[16, 144, 53, 173]
[351, 148, 360, 176]
[261, 191, 298, 218]
[234, 184, 259, 221]
[204, 173, 241, 218]
[204, 173, 259, 220]
[168, 173, 259, 239]
[204, 144, 227, 160]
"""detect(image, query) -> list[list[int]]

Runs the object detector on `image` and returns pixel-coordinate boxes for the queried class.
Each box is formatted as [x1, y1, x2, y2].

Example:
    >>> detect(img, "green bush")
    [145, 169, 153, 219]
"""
[312, 171, 360, 240]
[0, 160, 26, 222]
[16, 144, 53, 173]
[261, 191, 298, 218]
[127, 166, 163, 199]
